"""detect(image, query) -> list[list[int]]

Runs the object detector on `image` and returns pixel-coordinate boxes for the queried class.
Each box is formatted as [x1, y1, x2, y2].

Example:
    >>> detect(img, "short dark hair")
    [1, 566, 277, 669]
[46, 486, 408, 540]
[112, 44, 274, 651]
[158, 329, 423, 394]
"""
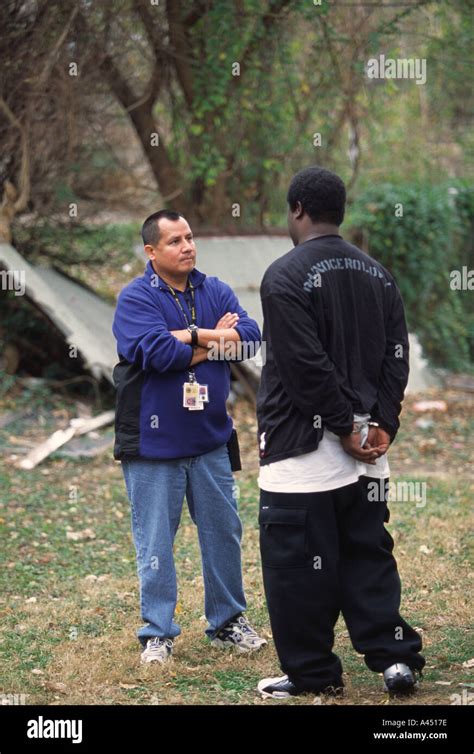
[287, 166, 346, 226]
[141, 210, 182, 246]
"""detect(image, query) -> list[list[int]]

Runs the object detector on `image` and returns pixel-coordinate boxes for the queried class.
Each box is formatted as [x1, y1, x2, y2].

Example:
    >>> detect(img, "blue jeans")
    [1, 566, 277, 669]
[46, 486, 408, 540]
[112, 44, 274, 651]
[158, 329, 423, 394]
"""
[121, 443, 247, 646]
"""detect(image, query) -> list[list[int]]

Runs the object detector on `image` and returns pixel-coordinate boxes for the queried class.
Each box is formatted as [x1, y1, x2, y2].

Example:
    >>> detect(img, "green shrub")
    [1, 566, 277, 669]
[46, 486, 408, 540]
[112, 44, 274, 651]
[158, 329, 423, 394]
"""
[346, 182, 473, 372]
[12, 221, 139, 268]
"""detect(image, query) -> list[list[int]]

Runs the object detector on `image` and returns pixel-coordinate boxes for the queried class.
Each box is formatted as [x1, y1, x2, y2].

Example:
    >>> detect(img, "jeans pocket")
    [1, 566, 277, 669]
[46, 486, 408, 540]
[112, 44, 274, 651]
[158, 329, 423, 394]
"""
[259, 507, 309, 568]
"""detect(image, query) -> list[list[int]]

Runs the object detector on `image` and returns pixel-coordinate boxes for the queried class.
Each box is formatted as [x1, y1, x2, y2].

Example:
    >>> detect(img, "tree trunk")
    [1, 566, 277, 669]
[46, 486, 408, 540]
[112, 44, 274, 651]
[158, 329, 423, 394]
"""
[127, 103, 183, 208]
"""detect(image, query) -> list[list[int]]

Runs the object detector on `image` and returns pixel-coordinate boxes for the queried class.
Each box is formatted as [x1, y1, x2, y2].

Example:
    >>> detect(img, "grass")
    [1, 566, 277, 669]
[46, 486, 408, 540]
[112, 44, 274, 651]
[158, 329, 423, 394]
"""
[0, 390, 472, 705]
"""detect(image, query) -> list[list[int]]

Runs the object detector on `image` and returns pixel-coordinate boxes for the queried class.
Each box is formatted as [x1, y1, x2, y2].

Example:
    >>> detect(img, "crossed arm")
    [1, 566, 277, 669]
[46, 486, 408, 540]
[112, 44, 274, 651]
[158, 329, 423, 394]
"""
[170, 311, 242, 366]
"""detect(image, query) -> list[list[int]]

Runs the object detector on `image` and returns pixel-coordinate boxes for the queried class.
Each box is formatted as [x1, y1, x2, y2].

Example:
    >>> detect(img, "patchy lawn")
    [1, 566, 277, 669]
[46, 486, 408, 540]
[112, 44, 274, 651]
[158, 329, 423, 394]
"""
[0, 385, 472, 705]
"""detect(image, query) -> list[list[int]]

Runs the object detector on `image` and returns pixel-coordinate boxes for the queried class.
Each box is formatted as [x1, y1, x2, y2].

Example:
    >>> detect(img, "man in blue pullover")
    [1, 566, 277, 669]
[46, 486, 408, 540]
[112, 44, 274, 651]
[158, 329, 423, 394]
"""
[113, 210, 266, 664]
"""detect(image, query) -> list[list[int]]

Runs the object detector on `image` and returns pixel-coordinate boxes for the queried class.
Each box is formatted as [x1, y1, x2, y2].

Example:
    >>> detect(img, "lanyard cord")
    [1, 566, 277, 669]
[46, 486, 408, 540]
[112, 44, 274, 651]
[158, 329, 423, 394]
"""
[167, 280, 198, 382]
[166, 280, 196, 327]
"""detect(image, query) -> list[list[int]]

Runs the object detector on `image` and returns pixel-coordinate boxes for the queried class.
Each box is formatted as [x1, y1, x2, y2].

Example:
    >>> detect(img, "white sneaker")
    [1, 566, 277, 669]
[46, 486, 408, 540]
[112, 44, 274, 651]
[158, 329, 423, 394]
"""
[140, 637, 173, 664]
[210, 614, 268, 653]
[258, 675, 299, 699]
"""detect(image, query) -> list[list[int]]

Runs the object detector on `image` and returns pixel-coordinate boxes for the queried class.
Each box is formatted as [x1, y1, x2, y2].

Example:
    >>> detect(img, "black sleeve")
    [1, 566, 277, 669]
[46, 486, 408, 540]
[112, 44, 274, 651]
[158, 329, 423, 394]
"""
[262, 290, 354, 435]
[371, 283, 410, 440]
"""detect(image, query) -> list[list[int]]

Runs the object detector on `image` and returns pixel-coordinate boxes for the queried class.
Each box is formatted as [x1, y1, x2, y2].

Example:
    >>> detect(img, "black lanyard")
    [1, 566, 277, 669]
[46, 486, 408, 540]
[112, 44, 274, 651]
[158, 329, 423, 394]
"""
[166, 280, 198, 381]
[166, 281, 196, 327]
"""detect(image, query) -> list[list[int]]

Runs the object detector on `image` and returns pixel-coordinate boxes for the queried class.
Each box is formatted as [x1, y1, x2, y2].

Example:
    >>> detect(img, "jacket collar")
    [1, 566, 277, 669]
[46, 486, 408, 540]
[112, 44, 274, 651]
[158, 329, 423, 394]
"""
[144, 260, 206, 290]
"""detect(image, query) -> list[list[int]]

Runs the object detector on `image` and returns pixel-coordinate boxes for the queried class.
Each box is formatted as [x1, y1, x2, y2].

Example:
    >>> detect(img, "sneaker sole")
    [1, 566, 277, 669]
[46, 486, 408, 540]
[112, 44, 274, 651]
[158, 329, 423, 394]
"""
[257, 686, 343, 700]
[259, 689, 292, 699]
[211, 638, 267, 653]
[257, 677, 294, 699]
[383, 681, 418, 695]
[140, 654, 173, 665]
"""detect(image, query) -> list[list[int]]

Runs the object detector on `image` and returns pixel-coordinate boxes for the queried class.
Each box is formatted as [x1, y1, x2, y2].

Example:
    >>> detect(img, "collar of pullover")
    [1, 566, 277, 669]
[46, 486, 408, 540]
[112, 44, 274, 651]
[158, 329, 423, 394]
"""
[144, 260, 206, 291]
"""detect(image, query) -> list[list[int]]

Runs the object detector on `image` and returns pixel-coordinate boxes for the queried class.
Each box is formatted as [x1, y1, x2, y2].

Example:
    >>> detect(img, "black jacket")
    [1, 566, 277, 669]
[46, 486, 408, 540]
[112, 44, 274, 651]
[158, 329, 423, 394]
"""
[256, 235, 409, 465]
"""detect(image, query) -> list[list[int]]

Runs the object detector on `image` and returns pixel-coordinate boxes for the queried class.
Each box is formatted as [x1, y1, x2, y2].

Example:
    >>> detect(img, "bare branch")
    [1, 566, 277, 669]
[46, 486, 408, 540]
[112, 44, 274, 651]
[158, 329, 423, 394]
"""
[37, 6, 79, 88]
[166, 0, 194, 106]
[0, 97, 30, 214]
[233, 0, 294, 82]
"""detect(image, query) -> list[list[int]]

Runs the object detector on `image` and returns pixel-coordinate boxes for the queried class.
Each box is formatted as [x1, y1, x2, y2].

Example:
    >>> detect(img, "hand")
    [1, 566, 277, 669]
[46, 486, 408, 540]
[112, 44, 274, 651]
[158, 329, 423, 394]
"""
[366, 426, 391, 455]
[189, 346, 209, 366]
[215, 312, 239, 330]
[341, 433, 378, 464]
[340, 431, 387, 465]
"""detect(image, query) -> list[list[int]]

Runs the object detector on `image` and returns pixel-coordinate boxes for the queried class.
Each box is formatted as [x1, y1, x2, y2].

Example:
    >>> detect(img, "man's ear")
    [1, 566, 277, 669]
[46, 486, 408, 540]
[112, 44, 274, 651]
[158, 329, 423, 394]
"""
[144, 244, 156, 260]
[295, 201, 304, 220]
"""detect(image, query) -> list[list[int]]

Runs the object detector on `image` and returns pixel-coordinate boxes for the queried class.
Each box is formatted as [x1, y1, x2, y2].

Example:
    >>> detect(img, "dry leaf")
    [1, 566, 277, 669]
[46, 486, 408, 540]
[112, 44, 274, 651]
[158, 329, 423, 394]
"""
[44, 682, 67, 694]
[419, 545, 432, 555]
[413, 400, 447, 413]
[66, 529, 96, 541]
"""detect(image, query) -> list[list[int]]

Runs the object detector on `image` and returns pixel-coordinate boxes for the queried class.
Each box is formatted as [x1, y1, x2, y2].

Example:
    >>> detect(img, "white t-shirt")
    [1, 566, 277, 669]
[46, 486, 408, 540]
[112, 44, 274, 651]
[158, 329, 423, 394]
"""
[258, 427, 389, 494]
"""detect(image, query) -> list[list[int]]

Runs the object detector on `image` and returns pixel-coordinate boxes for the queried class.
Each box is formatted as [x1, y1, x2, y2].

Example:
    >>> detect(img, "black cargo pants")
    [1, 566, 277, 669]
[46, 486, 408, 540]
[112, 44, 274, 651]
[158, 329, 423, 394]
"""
[259, 476, 425, 692]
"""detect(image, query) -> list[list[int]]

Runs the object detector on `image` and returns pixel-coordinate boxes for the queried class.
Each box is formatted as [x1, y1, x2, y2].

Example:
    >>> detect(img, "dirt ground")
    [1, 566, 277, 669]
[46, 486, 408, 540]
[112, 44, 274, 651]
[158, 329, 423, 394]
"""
[0, 384, 472, 705]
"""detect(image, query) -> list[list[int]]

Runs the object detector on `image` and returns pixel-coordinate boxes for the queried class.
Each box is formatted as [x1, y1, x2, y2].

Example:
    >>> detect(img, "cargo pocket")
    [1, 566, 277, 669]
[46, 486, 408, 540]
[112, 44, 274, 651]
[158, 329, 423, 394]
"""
[259, 507, 309, 568]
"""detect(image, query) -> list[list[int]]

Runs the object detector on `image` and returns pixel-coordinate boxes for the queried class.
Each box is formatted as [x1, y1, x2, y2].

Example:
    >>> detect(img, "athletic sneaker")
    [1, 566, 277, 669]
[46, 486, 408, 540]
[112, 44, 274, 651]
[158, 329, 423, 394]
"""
[258, 675, 299, 698]
[140, 637, 173, 664]
[383, 663, 418, 694]
[258, 674, 344, 699]
[210, 614, 267, 653]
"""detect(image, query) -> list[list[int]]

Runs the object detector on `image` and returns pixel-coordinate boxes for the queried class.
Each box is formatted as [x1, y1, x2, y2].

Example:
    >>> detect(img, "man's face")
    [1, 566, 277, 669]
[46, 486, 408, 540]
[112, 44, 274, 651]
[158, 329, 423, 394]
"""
[146, 217, 196, 276]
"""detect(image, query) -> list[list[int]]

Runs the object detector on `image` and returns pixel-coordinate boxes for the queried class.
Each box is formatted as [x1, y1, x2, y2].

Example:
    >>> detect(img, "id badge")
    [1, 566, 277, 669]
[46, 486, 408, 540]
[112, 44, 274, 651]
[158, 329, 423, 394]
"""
[190, 384, 207, 410]
[183, 381, 200, 408]
[198, 384, 209, 403]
